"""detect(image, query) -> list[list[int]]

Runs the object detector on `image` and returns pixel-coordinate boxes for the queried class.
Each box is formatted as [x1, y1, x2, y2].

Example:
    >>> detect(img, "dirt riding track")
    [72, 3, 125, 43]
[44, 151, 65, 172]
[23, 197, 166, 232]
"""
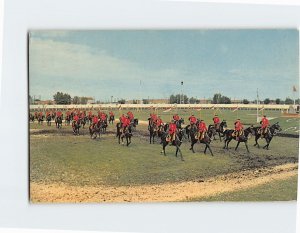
[29, 109, 299, 202]
[31, 163, 297, 203]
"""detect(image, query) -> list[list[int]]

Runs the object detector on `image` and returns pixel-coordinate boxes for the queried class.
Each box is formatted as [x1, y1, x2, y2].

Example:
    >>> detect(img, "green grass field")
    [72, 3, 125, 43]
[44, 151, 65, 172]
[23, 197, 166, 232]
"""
[29, 109, 299, 201]
[188, 175, 298, 202]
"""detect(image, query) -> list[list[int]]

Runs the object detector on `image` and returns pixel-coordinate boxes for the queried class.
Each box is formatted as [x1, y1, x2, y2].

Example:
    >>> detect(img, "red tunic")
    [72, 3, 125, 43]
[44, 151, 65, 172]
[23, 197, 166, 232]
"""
[198, 122, 207, 132]
[56, 111, 62, 117]
[109, 111, 114, 116]
[234, 121, 243, 131]
[213, 117, 220, 124]
[93, 116, 98, 124]
[151, 114, 157, 121]
[173, 115, 180, 121]
[122, 118, 130, 127]
[189, 116, 197, 124]
[74, 115, 79, 121]
[156, 118, 163, 126]
[101, 114, 106, 121]
[169, 123, 177, 134]
[261, 117, 269, 129]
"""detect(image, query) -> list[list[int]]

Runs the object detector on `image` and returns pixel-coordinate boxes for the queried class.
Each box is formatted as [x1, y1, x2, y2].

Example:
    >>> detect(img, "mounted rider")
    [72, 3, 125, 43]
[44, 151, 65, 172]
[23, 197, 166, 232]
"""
[73, 114, 80, 125]
[56, 110, 62, 118]
[100, 112, 106, 122]
[173, 114, 180, 122]
[127, 111, 134, 122]
[92, 115, 98, 128]
[260, 115, 270, 137]
[109, 111, 114, 117]
[213, 114, 220, 129]
[188, 114, 197, 130]
[232, 119, 244, 140]
[197, 119, 207, 140]
[121, 116, 131, 135]
[166, 120, 177, 142]
[120, 114, 126, 126]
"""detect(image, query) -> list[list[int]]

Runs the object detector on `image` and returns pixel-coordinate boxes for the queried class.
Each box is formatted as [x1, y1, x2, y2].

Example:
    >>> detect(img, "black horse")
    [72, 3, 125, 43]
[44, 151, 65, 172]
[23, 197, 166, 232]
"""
[253, 122, 282, 150]
[108, 115, 115, 124]
[65, 115, 71, 126]
[81, 116, 88, 128]
[160, 129, 185, 161]
[175, 118, 185, 129]
[209, 120, 227, 141]
[116, 123, 132, 146]
[223, 126, 255, 152]
[89, 122, 101, 139]
[55, 116, 62, 128]
[130, 118, 139, 130]
[37, 115, 44, 125]
[46, 115, 52, 126]
[72, 120, 81, 135]
[29, 113, 35, 122]
[189, 126, 214, 156]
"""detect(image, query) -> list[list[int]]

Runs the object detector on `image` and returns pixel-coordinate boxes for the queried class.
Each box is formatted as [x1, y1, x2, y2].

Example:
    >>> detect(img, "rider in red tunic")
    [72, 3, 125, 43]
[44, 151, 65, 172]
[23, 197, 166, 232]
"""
[73, 114, 79, 123]
[233, 119, 244, 139]
[156, 116, 163, 126]
[188, 114, 197, 129]
[101, 113, 106, 122]
[260, 115, 270, 136]
[173, 114, 180, 121]
[109, 111, 114, 116]
[56, 111, 62, 117]
[92, 115, 98, 128]
[127, 111, 134, 121]
[213, 114, 220, 129]
[197, 120, 207, 140]
[121, 116, 131, 134]
[168, 120, 177, 142]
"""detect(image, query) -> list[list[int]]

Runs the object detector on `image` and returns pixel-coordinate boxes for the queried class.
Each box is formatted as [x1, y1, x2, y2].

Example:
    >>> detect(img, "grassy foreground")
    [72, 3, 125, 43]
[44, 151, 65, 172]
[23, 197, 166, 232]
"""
[188, 175, 298, 202]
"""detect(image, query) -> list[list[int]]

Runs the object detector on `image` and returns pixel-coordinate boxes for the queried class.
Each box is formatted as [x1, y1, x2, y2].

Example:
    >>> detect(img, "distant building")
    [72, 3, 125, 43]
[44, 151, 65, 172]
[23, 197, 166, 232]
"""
[35, 100, 55, 105]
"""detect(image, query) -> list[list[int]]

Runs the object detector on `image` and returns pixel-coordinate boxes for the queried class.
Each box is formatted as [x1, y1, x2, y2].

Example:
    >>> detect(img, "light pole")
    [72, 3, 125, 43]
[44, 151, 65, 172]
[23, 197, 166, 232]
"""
[181, 81, 183, 104]
[111, 96, 113, 104]
[256, 88, 259, 123]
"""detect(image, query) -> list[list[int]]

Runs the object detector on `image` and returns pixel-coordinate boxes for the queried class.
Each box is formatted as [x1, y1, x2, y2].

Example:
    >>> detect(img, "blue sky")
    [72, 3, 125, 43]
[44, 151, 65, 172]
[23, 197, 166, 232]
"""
[29, 30, 299, 101]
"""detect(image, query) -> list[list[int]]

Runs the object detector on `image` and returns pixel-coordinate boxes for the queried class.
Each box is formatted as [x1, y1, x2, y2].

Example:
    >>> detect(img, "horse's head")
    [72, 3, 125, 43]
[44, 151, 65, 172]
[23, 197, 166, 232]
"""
[180, 118, 185, 124]
[271, 122, 282, 135]
[221, 120, 227, 129]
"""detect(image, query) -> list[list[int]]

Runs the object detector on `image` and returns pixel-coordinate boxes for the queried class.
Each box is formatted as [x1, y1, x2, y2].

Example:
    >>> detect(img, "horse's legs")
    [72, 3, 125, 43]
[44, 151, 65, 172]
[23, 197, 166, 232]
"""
[190, 140, 196, 153]
[235, 141, 240, 151]
[254, 136, 260, 148]
[245, 141, 250, 153]
[207, 144, 214, 156]
[204, 144, 207, 154]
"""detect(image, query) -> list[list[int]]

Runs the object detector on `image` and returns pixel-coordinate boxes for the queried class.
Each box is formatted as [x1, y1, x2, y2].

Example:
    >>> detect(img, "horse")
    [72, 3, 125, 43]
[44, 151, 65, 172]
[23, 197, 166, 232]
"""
[223, 126, 255, 152]
[160, 129, 185, 161]
[209, 120, 227, 141]
[189, 126, 214, 156]
[72, 120, 81, 135]
[80, 116, 88, 128]
[253, 122, 282, 150]
[29, 113, 35, 122]
[55, 116, 62, 128]
[89, 122, 101, 139]
[108, 115, 115, 124]
[175, 118, 185, 129]
[130, 118, 139, 131]
[37, 115, 44, 125]
[65, 115, 71, 126]
[46, 115, 52, 126]
[116, 123, 132, 146]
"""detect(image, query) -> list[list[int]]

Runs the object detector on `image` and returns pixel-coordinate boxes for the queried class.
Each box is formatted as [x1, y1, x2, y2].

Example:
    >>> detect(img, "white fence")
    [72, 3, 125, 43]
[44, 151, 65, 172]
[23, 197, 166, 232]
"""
[29, 103, 293, 111]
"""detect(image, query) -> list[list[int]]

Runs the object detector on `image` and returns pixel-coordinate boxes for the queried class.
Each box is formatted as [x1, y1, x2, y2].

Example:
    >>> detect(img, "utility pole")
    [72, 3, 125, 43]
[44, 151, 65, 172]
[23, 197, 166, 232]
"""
[256, 88, 259, 123]
[181, 81, 183, 104]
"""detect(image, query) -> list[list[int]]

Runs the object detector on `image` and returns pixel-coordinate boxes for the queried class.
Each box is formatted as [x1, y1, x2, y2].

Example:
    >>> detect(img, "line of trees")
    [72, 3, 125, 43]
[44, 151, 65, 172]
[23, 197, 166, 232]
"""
[169, 94, 200, 104]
